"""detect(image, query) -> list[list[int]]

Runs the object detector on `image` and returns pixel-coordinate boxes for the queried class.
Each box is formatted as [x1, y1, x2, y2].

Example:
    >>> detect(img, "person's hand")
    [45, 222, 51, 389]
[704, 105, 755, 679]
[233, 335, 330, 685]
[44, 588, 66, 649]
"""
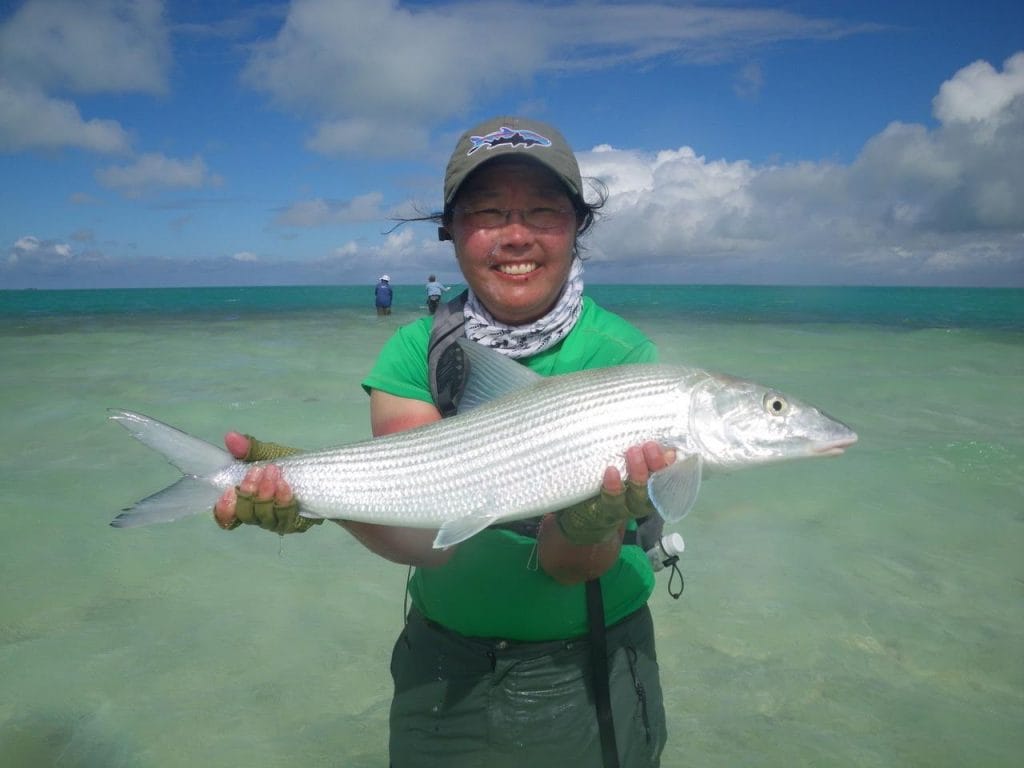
[555, 442, 674, 545]
[212, 433, 322, 535]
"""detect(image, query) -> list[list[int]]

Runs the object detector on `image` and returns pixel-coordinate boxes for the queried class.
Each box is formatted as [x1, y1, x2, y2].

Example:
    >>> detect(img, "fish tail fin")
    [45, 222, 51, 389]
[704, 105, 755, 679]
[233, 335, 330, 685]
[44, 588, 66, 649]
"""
[110, 477, 222, 528]
[108, 409, 232, 528]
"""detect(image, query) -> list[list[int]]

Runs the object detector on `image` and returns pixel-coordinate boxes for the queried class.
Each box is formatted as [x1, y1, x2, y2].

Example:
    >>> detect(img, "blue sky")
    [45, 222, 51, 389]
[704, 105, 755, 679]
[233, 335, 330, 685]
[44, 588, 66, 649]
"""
[1, 0, 1022, 289]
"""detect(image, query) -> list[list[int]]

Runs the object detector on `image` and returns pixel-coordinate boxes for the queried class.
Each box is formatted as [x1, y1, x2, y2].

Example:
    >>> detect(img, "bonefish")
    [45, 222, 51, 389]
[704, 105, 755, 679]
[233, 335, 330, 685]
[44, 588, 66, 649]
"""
[110, 340, 857, 548]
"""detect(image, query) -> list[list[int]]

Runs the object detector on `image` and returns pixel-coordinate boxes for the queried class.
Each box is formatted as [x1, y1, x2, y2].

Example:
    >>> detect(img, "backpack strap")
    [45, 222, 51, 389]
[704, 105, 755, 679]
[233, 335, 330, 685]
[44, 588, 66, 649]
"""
[428, 290, 469, 418]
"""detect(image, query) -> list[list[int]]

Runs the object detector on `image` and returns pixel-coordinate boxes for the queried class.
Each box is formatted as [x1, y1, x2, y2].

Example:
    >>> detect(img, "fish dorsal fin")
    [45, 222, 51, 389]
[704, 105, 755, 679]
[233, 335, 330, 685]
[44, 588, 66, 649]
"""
[648, 453, 703, 523]
[433, 507, 503, 549]
[454, 338, 542, 412]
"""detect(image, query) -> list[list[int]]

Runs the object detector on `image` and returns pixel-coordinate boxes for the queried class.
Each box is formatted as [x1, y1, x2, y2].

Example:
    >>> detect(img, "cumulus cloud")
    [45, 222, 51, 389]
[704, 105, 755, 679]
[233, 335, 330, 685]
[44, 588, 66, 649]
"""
[4, 2, 1018, 289]
[0, 80, 131, 153]
[12, 235, 41, 254]
[0, 0, 169, 153]
[312, 227, 453, 282]
[0, 0, 169, 93]
[579, 52, 1024, 284]
[242, 0, 877, 156]
[933, 52, 1024, 123]
[274, 192, 386, 227]
[6, 234, 106, 273]
[307, 118, 431, 157]
[327, 228, 420, 265]
[96, 153, 220, 196]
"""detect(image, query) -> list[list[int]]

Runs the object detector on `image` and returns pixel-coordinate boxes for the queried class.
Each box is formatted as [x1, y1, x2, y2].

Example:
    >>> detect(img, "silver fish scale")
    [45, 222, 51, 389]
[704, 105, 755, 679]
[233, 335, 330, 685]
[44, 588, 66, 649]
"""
[271, 364, 698, 527]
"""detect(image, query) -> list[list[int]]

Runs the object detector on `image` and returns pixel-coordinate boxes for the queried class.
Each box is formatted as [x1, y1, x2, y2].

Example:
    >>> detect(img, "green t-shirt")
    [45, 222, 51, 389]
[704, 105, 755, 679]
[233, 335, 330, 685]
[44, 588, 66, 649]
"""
[361, 296, 659, 641]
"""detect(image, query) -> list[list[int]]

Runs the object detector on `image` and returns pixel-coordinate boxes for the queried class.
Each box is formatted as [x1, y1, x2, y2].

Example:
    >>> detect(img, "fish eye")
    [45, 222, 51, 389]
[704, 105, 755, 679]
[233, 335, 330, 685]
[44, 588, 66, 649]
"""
[763, 392, 788, 416]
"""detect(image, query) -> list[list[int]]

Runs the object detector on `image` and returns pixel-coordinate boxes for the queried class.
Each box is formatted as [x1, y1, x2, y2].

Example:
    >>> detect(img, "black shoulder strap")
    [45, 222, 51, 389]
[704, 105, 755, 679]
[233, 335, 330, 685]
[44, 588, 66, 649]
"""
[428, 290, 469, 417]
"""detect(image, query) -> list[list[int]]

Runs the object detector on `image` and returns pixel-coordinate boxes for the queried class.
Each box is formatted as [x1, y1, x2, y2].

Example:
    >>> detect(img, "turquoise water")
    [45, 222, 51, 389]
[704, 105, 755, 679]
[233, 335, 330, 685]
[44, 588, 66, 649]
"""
[1, 286, 1021, 767]
[3, 284, 1022, 330]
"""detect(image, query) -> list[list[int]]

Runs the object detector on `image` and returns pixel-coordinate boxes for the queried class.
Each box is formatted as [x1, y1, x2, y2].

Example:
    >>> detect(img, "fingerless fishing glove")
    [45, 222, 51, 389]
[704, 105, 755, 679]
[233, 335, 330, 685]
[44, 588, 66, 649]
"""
[242, 436, 303, 462]
[232, 488, 320, 534]
[555, 480, 657, 545]
[218, 436, 322, 535]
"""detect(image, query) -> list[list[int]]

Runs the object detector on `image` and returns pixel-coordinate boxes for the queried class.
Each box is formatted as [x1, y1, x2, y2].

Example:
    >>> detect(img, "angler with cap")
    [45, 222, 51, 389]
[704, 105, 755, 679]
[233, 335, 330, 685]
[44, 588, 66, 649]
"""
[424, 274, 450, 314]
[375, 274, 393, 316]
[214, 116, 672, 767]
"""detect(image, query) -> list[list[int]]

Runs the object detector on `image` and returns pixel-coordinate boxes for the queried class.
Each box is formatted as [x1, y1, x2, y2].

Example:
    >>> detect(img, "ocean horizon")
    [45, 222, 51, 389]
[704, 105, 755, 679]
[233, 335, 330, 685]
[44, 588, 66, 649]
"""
[1, 284, 1021, 766]
[3, 283, 1022, 330]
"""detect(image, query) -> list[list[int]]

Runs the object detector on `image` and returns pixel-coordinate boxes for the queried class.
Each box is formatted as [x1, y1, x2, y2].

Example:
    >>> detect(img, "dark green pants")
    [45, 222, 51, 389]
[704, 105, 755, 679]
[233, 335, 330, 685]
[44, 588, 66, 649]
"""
[389, 605, 666, 767]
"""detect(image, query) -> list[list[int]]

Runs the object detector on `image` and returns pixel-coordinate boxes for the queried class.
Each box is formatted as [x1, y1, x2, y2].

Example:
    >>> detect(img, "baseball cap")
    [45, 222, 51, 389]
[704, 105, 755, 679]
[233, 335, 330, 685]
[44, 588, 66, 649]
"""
[379, 274, 390, 282]
[443, 116, 583, 206]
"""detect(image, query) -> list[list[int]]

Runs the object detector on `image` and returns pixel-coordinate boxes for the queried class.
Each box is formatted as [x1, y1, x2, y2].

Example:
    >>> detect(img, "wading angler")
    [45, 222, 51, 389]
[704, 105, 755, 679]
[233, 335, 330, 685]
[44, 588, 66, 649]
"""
[112, 116, 857, 768]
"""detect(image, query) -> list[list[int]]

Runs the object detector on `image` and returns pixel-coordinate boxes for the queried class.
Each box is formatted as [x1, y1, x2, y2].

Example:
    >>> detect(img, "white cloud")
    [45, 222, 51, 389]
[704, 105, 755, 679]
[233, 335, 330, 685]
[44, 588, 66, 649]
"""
[0, 0, 169, 94]
[0, 0, 168, 153]
[539, 3, 881, 68]
[380, 227, 415, 257]
[307, 118, 430, 157]
[316, 226, 453, 282]
[933, 51, 1024, 124]
[6, 235, 101, 272]
[13, 235, 41, 252]
[274, 192, 386, 227]
[581, 144, 756, 257]
[242, 0, 878, 156]
[96, 153, 218, 196]
[0, 81, 131, 153]
[242, 0, 499, 125]
[578, 52, 1024, 284]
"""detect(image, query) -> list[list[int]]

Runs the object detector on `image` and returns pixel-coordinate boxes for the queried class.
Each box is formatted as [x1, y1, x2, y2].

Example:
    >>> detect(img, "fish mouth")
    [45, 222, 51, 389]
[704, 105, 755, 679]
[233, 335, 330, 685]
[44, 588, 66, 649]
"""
[813, 433, 858, 456]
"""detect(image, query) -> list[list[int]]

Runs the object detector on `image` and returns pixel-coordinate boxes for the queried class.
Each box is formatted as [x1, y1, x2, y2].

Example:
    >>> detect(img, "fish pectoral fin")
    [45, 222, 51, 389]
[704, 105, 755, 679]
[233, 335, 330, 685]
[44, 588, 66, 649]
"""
[433, 508, 502, 549]
[648, 453, 703, 523]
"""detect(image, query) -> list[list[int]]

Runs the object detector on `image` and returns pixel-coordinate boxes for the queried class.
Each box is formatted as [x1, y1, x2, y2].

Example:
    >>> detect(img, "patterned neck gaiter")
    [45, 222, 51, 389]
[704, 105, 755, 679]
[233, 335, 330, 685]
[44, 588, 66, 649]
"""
[463, 257, 584, 359]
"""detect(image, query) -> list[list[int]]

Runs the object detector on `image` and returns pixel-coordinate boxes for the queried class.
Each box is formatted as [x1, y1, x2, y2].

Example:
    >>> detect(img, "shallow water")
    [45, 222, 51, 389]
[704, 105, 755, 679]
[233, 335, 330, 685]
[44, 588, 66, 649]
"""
[1, 287, 1021, 767]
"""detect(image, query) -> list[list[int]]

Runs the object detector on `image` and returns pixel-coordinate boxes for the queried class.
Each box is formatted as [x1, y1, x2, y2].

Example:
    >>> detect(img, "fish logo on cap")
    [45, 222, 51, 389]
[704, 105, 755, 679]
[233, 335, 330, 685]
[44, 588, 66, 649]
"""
[467, 126, 553, 155]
